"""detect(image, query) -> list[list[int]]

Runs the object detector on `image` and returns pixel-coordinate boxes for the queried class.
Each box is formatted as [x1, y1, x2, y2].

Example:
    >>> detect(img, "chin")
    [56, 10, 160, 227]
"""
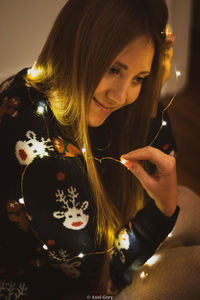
[88, 117, 107, 127]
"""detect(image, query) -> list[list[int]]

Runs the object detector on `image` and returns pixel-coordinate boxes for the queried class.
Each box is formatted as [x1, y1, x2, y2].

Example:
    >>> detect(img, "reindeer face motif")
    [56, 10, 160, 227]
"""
[53, 187, 89, 230]
[15, 130, 54, 165]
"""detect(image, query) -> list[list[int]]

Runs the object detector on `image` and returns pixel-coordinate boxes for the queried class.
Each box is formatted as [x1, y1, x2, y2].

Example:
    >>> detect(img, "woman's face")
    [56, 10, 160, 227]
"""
[88, 35, 155, 127]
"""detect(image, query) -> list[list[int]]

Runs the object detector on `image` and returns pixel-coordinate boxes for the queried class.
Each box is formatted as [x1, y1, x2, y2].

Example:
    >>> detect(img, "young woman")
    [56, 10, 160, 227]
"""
[0, 0, 179, 298]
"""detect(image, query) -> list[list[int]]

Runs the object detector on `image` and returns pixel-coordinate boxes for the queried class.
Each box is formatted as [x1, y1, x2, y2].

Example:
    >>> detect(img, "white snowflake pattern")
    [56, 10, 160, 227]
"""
[15, 283, 28, 299]
[0, 280, 28, 300]
[6, 281, 15, 300]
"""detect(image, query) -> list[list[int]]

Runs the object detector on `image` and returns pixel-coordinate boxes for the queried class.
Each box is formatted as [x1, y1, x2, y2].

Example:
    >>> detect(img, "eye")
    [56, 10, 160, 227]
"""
[109, 67, 120, 75]
[77, 213, 81, 217]
[133, 76, 148, 84]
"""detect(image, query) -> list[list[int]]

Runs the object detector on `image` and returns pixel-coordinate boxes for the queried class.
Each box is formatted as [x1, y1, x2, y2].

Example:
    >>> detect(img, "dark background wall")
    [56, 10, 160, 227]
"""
[162, 0, 200, 195]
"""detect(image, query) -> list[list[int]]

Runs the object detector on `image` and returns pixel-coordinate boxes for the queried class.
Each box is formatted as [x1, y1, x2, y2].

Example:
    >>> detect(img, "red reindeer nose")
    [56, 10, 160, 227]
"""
[19, 149, 27, 161]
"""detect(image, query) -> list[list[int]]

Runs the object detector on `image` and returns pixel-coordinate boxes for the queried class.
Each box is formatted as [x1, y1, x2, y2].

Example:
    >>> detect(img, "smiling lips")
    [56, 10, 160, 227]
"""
[93, 97, 117, 112]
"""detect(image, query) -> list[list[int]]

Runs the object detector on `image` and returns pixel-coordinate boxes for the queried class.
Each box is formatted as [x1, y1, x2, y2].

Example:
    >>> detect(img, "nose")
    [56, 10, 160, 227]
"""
[106, 81, 128, 106]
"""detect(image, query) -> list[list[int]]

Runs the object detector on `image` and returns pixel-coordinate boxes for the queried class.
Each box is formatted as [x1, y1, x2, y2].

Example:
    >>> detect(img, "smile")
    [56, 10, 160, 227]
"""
[93, 97, 116, 112]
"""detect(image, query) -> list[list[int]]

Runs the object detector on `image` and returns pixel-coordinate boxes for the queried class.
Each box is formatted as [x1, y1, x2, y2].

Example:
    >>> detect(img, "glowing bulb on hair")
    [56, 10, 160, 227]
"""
[28, 64, 42, 79]
[81, 148, 86, 154]
[78, 253, 84, 258]
[37, 102, 46, 114]
[162, 120, 167, 126]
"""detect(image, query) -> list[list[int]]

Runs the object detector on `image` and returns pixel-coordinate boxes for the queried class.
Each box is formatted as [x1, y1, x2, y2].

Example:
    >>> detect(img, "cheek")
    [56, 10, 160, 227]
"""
[94, 76, 111, 94]
[127, 85, 142, 104]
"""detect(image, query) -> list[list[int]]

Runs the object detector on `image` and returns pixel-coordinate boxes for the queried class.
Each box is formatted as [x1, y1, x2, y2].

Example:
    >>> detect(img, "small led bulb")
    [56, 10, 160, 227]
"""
[176, 70, 181, 78]
[140, 271, 148, 279]
[81, 148, 86, 153]
[120, 158, 127, 165]
[168, 232, 173, 238]
[37, 101, 46, 114]
[78, 253, 84, 258]
[19, 198, 25, 205]
[162, 120, 167, 126]
[27, 64, 41, 79]
[43, 244, 48, 250]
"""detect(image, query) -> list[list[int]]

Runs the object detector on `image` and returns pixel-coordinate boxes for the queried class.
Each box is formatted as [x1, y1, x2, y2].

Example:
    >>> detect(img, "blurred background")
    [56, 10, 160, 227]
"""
[0, 0, 199, 195]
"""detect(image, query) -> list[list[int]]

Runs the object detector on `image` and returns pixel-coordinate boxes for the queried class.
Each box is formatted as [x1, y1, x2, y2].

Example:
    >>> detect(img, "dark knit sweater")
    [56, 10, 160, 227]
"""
[0, 69, 179, 299]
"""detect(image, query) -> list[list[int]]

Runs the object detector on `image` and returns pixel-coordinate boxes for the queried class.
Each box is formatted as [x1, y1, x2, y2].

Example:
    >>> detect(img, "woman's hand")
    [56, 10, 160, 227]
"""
[121, 146, 178, 217]
[161, 27, 176, 86]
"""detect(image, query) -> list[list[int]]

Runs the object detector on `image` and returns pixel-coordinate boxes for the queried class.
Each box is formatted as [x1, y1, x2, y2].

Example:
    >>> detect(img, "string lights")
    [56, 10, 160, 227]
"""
[48, 246, 114, 263]
[23, 26, 181, 268]
[20, 167, 114, 263]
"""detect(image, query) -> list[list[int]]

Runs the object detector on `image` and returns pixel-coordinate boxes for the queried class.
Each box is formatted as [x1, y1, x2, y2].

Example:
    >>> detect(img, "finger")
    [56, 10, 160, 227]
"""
[125, 160, 155, 190]
[164, 33, 176, 49]
[121, 146, 175, 172]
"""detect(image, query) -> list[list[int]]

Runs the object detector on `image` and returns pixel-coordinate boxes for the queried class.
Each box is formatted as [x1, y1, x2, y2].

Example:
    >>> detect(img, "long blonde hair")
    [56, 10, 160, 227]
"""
[26, 0, 168, 292]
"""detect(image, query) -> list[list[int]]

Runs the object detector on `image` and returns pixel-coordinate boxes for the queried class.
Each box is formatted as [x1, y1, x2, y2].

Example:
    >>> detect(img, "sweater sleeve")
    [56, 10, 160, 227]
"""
[110, 201, 180, 291]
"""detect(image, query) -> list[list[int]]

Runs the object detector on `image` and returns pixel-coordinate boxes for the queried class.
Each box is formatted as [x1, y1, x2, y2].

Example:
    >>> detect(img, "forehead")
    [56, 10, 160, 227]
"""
[115, 35, 155, 73]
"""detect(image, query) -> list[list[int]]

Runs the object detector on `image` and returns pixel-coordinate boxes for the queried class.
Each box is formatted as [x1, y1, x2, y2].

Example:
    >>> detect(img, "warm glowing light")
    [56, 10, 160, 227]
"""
[19, 198, 25, 204]
[176, 70, 181, 78]
[78, 253, 84, 258]
[162, 120, 167, 126]
[145, 254, 161, 267]
[140, 271, 148, 279]
[165, 24, 173, 36]
[120, 158, 127, 165]
[43, 244, 48, 250]
[37, 102, 46, 114]
[168, 232, 173, 238]
[28, 65, 42, 79]
[81, 148, 86, 153]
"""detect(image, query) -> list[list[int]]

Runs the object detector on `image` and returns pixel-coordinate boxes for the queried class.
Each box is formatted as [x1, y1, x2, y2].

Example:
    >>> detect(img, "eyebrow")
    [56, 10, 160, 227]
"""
[114, 61, 151, 75]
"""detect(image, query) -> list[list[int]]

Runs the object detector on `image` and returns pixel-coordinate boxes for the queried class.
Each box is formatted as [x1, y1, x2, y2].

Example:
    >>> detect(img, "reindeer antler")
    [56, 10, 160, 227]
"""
[67, 186, 79, 206]
[55, 189, 68, 209]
